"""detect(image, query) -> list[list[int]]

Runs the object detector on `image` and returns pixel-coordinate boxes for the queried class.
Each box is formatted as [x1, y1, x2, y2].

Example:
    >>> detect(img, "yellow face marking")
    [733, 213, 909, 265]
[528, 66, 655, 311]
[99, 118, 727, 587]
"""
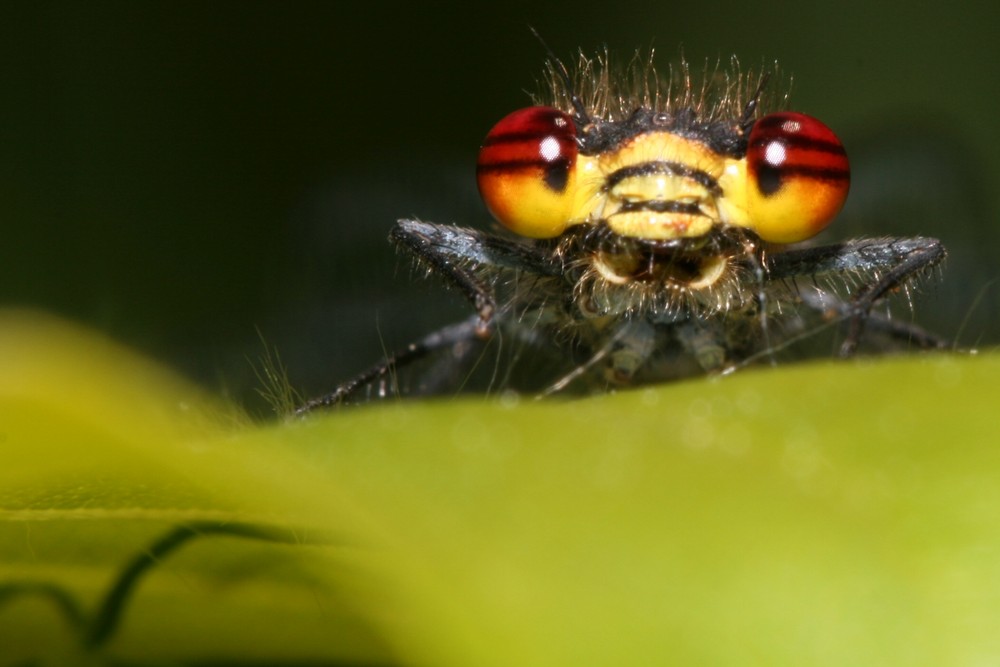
[715, 158, 754, 230]
[564, 133, 731, 241]
[600, 132, 725, 179]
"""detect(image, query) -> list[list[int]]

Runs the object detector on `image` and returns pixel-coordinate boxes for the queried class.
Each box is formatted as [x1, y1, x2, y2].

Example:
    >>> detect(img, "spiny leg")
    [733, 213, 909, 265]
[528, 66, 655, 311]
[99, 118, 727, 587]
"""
[391, 224, 496, 335]
[296, 315, 483, 412]
[836, 239, 946, 356]
[766, 236, 946, 356]
[298, 220, 562, 412]
[390, 219, 561, 335]
[798, 287, 950, 352]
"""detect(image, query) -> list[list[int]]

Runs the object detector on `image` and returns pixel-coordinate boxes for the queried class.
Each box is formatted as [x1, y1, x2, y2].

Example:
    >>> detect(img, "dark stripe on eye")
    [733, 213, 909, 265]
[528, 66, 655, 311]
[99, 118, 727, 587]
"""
[786, 165, 850, 181]
[605, 161, 722, 197]
[754, 164, 850, 196]
[475, 158, 573, 193]
[757, 164, 851, 182]
[478, 159, 539, 171]
[476, 158, 572, 173]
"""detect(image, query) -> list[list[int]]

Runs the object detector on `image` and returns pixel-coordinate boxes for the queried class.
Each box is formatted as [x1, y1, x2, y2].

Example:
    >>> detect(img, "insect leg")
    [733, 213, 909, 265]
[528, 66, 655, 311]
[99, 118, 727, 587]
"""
[798, 288, 950, 351]
[766, 237, 946, 356]
[391, 224, 496, 335]
[391, 219, 562, 335]
[299, 221, 560, 412]
[296, 315, 482, 412]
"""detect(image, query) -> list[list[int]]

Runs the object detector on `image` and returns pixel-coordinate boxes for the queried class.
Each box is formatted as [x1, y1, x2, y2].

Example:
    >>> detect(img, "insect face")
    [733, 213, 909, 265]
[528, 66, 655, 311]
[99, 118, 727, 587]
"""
[477, 106, 850, 246]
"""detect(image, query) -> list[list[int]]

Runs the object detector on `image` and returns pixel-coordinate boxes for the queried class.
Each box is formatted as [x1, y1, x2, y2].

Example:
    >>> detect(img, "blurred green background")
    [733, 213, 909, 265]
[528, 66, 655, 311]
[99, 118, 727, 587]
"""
[2, 1, 997, 413]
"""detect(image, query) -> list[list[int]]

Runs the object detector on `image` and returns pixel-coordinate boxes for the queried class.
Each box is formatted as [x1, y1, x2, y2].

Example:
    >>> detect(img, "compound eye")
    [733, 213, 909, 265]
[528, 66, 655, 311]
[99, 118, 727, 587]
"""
[477, 107, 579, 239]
[746, 112, 850, 244]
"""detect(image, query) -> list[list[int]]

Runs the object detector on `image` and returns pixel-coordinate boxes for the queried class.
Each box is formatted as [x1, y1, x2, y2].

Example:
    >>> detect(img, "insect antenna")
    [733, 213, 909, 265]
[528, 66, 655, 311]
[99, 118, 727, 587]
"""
[737, 69, 772, 135]
[529, 26, 592, 126]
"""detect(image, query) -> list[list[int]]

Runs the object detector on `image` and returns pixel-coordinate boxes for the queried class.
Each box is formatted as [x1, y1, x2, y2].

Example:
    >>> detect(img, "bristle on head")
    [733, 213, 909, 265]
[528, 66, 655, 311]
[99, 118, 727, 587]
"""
[538, 51, 787, 124]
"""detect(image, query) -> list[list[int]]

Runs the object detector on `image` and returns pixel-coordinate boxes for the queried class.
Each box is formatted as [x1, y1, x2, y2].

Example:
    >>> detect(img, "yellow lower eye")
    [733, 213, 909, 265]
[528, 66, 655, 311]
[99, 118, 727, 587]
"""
[476, 107, 579, 239]
[745, 112, 850, 244]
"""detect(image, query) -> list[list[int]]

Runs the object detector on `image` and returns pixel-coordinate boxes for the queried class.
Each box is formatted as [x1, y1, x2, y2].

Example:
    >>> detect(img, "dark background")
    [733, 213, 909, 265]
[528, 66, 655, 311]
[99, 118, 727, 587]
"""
[3, 1, 998, 414]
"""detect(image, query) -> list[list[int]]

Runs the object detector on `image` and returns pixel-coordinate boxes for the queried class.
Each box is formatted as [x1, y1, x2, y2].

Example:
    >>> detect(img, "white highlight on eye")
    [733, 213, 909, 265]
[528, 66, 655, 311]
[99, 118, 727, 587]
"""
[539, 136, 562, 162]
[764, 142, 786, 166]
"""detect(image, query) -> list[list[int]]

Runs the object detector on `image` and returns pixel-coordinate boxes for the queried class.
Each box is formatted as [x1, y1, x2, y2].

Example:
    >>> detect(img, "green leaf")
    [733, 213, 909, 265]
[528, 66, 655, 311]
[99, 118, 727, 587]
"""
[2, 309, 998, 665]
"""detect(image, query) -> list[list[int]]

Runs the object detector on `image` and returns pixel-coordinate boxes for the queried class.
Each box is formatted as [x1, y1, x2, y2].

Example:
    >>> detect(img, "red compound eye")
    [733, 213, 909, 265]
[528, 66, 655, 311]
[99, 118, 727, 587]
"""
[745, 112, 850, 243]
[476, 106, 579, 239]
